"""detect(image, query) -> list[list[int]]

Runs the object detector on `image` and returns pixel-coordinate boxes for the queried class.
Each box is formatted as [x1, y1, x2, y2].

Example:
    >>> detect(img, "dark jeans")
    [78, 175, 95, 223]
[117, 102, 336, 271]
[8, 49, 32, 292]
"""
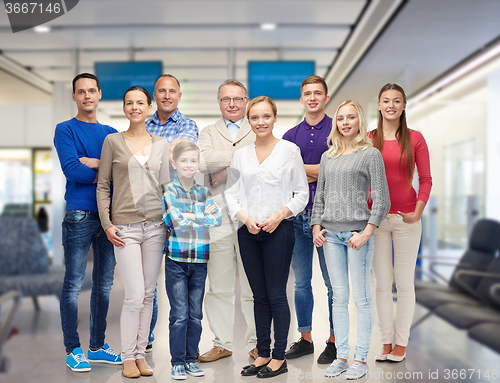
[291, 210, 334, 334]
[164, 256, 207, 366]
[238, 220, 294, 360]
[60, 210, 116, 353]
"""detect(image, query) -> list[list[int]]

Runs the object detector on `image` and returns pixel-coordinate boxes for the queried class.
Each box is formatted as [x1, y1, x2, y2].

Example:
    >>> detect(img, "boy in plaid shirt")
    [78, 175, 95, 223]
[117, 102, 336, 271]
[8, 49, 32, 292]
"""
[162, 141, 222, 380]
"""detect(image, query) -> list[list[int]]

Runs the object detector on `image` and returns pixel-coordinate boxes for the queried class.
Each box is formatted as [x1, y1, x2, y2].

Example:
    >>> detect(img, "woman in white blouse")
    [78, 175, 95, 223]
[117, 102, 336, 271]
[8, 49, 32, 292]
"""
[225, 96, 308, 378]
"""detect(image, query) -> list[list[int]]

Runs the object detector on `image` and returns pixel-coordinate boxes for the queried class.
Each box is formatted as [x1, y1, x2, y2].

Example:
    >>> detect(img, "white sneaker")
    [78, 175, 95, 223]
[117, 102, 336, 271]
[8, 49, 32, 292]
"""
[324, 359, 349, 377]
[345, 361, 369, 379]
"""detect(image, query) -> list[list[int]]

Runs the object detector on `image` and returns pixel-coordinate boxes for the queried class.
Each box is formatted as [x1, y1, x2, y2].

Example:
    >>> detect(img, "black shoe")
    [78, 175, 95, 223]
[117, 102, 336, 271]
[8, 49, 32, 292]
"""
[285, 337, 314, 359]
[317, 341, 337, 364]
[257, 360, 288, 379]
[241, 361, 270, 376]
[145, 344, 153, 353]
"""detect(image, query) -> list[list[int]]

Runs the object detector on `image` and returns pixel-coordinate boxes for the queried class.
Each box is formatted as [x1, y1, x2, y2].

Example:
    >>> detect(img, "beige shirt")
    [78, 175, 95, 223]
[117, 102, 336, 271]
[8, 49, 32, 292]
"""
[96, 132, 170, 231]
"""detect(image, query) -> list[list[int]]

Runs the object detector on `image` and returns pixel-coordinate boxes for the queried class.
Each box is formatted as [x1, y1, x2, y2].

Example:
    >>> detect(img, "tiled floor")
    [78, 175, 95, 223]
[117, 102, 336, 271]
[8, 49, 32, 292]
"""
[2, 254, 500, 383]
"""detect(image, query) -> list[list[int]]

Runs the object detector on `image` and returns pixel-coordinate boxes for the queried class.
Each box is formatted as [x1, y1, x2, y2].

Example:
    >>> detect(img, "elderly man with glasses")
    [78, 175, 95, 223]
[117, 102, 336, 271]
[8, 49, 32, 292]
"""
[197, 79, 257, 362]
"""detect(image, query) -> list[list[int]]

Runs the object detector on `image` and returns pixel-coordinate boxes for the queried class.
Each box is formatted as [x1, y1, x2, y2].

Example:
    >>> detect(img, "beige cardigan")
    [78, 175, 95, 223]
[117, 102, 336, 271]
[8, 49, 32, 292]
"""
[198, 117, 255, 192]
[96, 132, 170, 231]
[198, 117, 255, 232]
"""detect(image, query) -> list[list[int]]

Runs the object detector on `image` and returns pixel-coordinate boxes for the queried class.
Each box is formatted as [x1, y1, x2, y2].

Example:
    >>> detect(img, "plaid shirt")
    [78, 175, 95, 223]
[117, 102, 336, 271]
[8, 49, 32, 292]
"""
[146, 109, 199, 144]
[162, 177, 222, 263]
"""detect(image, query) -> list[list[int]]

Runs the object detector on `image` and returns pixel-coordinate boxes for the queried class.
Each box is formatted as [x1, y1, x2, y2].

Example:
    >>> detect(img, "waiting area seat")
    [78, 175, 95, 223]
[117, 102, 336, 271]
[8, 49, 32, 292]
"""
[413, 218, 500, 327]
[0, 216, 91, 310]
[413, 218, 500, 353]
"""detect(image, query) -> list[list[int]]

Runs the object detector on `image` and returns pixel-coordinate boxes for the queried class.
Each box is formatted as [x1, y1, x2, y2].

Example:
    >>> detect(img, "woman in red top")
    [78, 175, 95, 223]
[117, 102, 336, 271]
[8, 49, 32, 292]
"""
[370, 83, 432, 362]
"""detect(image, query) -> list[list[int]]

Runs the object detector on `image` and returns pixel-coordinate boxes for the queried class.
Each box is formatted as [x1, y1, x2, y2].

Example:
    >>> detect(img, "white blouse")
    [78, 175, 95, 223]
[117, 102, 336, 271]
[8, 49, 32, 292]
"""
[225, 140, 309, 223]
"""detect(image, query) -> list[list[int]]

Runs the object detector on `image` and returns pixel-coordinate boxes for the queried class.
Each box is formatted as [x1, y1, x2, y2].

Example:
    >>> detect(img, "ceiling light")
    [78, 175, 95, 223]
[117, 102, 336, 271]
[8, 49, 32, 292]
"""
[261, 23, 276, 31]
[34, 25, 51, 33]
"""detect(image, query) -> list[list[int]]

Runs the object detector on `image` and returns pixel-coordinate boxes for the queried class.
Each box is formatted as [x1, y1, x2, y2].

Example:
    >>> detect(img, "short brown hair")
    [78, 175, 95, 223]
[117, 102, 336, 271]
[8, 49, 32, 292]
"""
[300, 75, 328, 95]
[172, 141, 199, 162]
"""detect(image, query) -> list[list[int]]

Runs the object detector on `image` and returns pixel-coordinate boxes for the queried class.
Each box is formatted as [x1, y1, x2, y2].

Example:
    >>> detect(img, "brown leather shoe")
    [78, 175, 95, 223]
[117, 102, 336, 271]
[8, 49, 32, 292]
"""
[122, 360, 140, 378]
[136, 359, 154, 376]
[197, 346, 232, 362]
[249, 348, 259, 360]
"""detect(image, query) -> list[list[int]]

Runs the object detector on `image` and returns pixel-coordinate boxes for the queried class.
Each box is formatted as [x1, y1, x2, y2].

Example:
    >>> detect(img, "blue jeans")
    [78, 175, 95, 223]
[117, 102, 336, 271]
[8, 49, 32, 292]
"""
[164, 256, 207, 366]
[60, 210, 116, 353]
[238, 220, 294, 360]
[148, 287, 158, 346]
[323, 230, 374, 363]
[291, 210, 334, 334]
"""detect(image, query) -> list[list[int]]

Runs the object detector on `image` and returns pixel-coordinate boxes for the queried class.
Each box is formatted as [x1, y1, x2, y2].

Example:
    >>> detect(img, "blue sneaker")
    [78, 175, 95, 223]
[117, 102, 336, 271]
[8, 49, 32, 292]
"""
[171, 364, 187, 380]
[185, 362, 205, 377]
[87, 343, 122, 364]
[66, 347, 91, 372]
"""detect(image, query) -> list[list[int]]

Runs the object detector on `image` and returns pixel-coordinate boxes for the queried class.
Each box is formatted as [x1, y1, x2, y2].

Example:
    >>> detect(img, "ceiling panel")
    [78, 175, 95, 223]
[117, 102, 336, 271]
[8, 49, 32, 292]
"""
[0, 0, 369, 117]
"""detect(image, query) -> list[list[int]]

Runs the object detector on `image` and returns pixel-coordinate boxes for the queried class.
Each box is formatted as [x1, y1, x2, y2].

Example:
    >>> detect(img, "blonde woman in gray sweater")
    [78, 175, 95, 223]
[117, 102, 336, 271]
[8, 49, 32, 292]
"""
[311, 100, 390, 380]
[97, 86, 170, 378]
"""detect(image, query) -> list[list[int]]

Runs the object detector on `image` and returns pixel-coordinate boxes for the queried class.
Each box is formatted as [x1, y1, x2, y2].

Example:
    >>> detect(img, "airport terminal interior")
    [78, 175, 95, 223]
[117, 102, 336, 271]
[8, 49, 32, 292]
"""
[1, 1, 500, 382]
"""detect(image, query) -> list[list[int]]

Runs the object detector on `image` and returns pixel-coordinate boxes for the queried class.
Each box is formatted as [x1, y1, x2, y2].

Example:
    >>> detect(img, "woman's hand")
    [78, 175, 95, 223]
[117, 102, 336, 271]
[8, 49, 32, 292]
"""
[245, 216, 262, 235]
[261, 212, 284, 233]
[398, 211, 421, 224]
[348, 223, 376, 250]
[348, 232, 370, 250]
[313, 225, 327, 247]
[105, 226, 126, 248]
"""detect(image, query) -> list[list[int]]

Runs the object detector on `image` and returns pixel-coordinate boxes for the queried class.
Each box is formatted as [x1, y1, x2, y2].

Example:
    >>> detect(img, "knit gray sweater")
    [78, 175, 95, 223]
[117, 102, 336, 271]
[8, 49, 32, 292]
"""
[311, 147, 390, 232]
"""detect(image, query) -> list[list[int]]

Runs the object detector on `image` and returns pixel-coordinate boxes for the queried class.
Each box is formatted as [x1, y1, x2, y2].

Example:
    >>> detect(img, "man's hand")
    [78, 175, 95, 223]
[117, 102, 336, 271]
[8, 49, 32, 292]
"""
[79, 157, 100, 169]
[304, 164, 320, 184]
[307, 175, 317, 183]
[209, 168, 228, 188]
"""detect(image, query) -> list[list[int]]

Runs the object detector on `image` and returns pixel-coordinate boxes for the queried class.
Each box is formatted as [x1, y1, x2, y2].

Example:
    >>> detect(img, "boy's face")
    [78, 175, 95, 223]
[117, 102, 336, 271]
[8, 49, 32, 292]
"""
[172, 150, 200, 178]
[300, 83, 329, 115]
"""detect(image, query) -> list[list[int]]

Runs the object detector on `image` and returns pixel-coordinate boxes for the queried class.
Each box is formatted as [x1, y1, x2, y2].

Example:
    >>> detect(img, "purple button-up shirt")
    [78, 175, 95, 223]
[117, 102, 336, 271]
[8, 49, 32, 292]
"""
[282, 115, 332, 210]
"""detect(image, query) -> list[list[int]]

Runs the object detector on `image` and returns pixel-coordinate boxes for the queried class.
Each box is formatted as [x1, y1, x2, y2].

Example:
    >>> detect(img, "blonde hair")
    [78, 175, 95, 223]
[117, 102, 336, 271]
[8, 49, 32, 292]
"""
[246, 96, 277, 119]
[327, 100, 372, 158]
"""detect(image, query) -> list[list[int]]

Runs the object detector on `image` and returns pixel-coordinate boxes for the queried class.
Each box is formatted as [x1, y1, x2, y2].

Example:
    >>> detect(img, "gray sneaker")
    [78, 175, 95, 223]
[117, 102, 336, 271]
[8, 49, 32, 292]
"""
[345, 361, 369, 379]
[324, 359, 349, 377]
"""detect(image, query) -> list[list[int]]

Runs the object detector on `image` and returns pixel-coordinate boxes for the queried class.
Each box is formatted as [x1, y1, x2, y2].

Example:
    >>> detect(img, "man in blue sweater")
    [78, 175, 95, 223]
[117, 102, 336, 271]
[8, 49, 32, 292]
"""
[54, 73, 122, 372]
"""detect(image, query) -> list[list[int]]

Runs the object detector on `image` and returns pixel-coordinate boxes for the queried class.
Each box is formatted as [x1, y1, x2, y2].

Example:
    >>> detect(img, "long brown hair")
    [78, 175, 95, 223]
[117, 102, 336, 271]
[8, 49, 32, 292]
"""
[372, 83, 414, 184]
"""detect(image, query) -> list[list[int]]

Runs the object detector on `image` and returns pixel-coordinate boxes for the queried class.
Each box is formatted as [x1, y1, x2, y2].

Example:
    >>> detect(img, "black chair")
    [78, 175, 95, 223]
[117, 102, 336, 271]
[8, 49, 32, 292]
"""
[433, 260, 500, 329]
[467, 283, 500, 353]
[413, 218, 500, 327]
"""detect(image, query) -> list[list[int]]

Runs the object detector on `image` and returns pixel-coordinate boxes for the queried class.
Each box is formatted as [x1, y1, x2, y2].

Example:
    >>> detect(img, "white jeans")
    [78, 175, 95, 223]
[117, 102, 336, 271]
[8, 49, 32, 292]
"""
[114, 220, 166, 361]
[372, 215, 422, 347]
[204, 223, 257, 352]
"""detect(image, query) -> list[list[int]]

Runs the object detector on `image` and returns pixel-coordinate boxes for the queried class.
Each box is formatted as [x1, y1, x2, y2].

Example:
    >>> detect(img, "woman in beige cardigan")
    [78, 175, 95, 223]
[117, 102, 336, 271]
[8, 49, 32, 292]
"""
[96, 86, 169, 378]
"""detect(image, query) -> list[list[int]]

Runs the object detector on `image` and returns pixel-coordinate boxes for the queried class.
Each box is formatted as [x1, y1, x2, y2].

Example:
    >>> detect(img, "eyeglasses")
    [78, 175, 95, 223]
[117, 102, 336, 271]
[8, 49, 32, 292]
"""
[219, 97, 247, 104]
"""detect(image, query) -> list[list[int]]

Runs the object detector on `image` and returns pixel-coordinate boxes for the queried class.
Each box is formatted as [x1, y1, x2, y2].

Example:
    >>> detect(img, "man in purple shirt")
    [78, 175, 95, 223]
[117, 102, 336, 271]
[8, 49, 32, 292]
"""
[282, 76, 337, 364]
